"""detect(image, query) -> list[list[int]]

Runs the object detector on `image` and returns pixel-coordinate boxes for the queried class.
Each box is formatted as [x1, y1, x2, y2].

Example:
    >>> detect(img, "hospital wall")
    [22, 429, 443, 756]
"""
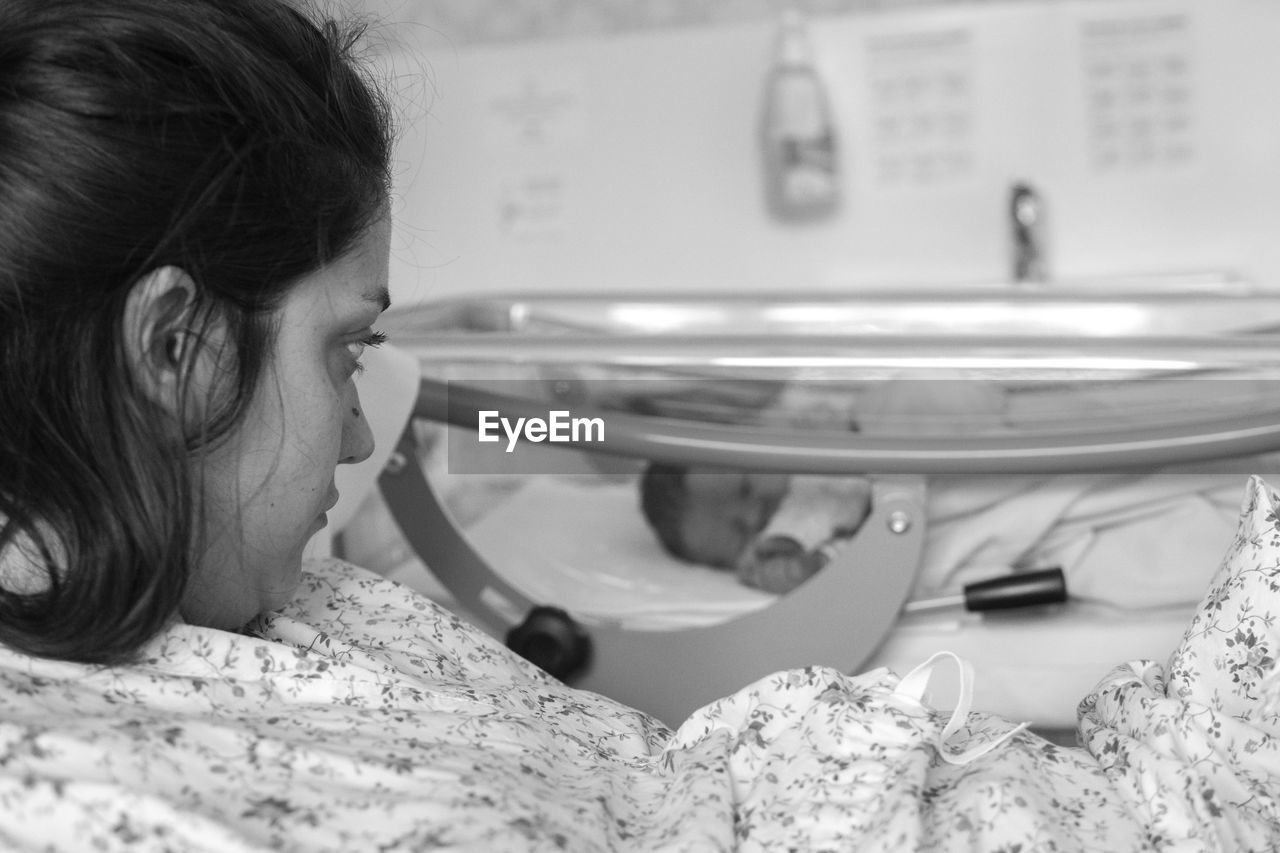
[376, 0, 1280, 306]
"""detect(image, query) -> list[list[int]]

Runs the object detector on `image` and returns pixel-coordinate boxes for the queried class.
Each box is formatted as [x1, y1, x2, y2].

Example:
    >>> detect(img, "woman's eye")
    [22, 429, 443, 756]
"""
[346, 330, 388, 375]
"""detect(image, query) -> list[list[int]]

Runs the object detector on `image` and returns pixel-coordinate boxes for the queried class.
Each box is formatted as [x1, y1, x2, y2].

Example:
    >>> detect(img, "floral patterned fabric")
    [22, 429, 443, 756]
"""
[0, 479, 1278, 850]
[1079, 474, 1280, 851]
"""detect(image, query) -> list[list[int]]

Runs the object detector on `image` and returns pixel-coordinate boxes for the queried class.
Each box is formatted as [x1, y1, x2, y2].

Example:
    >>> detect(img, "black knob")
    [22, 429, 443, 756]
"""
[964, 567, 1067, 612]
[506, 606, 592, 682]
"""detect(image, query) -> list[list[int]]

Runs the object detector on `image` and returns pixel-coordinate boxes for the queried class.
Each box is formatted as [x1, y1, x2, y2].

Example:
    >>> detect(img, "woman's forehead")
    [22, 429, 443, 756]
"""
[285, 224, 391, 320]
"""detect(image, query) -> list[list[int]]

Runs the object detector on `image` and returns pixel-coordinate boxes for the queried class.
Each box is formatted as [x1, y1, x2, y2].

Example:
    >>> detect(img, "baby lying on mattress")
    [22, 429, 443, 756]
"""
[638, 378, 1252, 602]
[639, 463, 1247, 603]
[637, 378, 1003, 593]
[641, 463, 876, 593]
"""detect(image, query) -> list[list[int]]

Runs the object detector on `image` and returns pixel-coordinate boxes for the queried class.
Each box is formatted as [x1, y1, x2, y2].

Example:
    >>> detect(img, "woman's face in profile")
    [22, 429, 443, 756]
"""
[182, 219, 391, 630]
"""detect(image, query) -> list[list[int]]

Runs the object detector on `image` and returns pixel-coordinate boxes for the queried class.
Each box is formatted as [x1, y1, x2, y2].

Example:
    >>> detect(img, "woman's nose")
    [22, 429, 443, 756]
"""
[340, 392, 376, 466]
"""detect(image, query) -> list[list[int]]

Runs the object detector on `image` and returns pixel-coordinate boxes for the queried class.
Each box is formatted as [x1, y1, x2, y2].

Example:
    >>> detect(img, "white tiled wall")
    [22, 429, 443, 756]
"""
[374, 0, 1280, 305]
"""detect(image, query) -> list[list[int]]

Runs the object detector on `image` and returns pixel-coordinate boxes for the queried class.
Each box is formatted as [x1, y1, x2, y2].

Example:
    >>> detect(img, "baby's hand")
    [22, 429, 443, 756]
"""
[736, 536, 824, 594]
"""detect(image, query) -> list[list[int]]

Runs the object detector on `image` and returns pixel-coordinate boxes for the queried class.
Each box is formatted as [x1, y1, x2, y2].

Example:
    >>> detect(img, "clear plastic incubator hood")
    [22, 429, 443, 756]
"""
[377, 282, 1280, 725]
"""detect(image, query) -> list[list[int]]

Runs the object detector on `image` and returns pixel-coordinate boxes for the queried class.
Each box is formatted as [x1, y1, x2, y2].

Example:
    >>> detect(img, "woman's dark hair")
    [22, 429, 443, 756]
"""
[0, 0, 394, 662]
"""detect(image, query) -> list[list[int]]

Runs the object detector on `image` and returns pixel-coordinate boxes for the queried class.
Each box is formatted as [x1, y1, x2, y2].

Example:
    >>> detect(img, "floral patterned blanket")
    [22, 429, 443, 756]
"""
[1, 479, 1280, 850]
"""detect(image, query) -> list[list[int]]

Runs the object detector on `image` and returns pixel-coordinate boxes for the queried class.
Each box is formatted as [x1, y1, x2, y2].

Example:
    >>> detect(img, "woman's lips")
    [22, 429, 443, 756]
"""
[316, 490, 341, 529]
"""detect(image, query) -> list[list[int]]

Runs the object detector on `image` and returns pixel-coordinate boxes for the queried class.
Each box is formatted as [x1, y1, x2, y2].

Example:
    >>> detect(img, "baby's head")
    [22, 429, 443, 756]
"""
[640, 463, 789, 569]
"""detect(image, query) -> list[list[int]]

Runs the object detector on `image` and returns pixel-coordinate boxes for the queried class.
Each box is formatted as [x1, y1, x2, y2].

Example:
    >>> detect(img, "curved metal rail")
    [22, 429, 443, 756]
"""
[417, 377, 1280, 474]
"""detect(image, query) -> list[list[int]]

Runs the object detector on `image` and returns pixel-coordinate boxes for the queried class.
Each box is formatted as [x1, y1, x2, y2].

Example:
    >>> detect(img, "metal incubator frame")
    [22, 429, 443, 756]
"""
[375, 293, 1280, 724]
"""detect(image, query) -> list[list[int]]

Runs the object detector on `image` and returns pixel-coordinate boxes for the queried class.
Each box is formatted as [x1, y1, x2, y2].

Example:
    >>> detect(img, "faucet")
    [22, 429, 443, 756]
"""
[1010, 182, 1047, 284]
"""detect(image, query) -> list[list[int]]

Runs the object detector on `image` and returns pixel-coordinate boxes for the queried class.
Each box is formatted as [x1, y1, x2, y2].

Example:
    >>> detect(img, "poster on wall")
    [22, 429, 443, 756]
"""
[1082, 12, 1195, 174]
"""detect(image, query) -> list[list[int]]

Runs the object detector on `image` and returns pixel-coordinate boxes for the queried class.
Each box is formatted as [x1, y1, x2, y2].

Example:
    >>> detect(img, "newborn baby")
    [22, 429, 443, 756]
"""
[640, 464, 873, 593]
[638, 378, 1005, 593]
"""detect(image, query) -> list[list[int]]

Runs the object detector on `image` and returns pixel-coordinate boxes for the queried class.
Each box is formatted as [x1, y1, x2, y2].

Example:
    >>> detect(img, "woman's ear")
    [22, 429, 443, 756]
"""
[122, 266, 201, 414]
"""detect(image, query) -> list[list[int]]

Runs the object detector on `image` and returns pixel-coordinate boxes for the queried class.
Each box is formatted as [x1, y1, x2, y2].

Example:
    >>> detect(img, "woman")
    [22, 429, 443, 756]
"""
[0, 2, 1275, 850]
[0, 2, 674, 848]
[0, 0, 391, 657]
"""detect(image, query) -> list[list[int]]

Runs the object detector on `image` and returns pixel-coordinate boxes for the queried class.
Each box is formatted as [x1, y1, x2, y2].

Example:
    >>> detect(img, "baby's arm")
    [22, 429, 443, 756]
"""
[736, 537, 825, 594]
[736, 476, 873, 594]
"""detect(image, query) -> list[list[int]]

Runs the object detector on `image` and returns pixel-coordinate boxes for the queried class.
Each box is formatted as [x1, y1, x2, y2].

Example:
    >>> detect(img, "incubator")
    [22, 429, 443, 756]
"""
[370, 283, 1280, 726]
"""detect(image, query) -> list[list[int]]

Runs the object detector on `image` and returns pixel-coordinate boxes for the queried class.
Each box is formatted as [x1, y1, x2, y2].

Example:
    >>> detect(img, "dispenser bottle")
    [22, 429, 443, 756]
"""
[760, 9, 839, 222]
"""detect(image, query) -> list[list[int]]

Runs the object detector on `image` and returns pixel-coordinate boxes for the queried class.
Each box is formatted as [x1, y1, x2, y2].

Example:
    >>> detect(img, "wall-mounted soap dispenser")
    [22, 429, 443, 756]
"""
[760, 8, 840, 223]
